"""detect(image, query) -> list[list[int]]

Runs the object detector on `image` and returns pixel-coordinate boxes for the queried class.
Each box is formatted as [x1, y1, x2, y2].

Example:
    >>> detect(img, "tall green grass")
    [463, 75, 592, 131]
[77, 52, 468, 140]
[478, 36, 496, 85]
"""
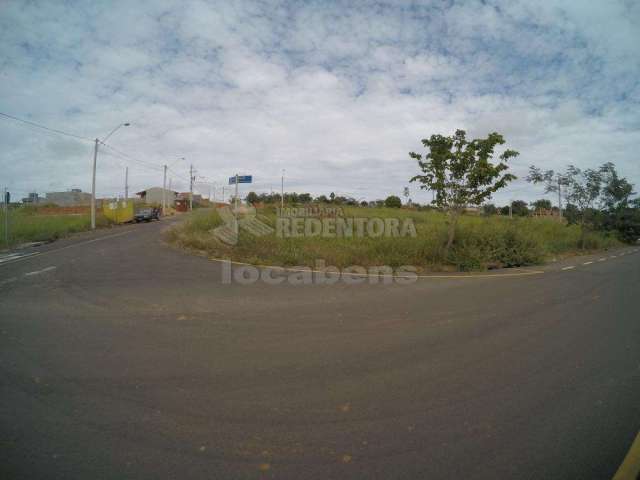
[0, 209, 111, 248]
[167, 207, 620, 271]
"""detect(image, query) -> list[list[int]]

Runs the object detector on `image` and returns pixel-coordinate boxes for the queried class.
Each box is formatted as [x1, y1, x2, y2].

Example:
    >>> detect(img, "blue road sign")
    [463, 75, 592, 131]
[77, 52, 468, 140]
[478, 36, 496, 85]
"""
[228, 175, 252, 185]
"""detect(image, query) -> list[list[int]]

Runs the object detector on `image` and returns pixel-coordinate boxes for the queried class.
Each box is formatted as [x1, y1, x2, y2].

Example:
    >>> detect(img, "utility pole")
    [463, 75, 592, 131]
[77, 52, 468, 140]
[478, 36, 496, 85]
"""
[3, 188, 9, 249]
[222, 186, 226, 204]
[281, 169, 285, 210]
[124, 166, 129, 202]
[509, 202, 513, 219]
[234, 174, 239, 211]
[162, 164, 167, 216]
[233, 174, 239, 235]
[90, 123, 129, 229]
[557, 176, 563, 218]
[91, 138, 99, 229]
[189, 164, 194, 211]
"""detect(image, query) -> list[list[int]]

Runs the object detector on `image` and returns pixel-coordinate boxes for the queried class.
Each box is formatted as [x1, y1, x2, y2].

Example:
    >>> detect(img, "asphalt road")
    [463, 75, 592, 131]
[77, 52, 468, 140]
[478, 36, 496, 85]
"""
[1, 218, 639, 479]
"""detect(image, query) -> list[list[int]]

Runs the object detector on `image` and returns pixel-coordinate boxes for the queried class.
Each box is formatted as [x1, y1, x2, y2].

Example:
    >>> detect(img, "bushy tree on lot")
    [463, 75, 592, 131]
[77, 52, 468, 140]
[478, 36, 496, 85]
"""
[526, 167, 569, 214]
[563, 165, 605, 247]
[527, 162, 639, 246]
[563, 203, 581, 225]
[384, 195, 402, 208]
[511, 200, 530, 217]
[602, 208, 640, 243]
[298, 193, 312, 203]
[245, 191, 259, 205]
[531, 199, 552, 211]
[600, 162, 635, 212]
[598, 163, 639, 242]
[482, 203, 498, 215]
[410, 129, 518, 257]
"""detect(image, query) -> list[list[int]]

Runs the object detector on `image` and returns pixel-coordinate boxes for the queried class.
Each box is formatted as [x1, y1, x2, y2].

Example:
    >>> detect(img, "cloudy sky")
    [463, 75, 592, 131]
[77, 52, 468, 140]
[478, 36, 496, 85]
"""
[1, 0, 639, 205]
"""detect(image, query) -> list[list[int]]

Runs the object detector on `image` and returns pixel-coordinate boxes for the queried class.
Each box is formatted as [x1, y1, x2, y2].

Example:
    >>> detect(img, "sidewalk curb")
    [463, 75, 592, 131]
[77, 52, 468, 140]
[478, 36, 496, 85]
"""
[613, 431, 640, 480]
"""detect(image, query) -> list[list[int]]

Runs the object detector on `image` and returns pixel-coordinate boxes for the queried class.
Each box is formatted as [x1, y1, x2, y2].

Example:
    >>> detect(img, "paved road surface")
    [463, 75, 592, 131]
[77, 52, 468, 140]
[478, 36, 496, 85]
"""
[1, 219, 639, 479]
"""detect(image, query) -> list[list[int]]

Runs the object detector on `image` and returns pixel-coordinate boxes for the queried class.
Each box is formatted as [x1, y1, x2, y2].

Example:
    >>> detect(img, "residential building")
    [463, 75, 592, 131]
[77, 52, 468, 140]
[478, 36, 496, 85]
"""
[136, 187, 178, 206]
[177, 192, 204, 205]
[45, 189, 92, 206]
[21, 192, 41, 204]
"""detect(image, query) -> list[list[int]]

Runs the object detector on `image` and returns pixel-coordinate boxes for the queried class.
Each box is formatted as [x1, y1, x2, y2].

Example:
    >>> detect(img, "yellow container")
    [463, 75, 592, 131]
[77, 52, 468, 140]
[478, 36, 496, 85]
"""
[103, 200, 134, 224]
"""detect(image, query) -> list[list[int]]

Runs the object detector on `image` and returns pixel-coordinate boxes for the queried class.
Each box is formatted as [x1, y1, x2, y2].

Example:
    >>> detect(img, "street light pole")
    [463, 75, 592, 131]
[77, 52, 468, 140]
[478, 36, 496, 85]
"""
[189, 164, 194, 211]
[91, 138, 99, 229]
[234, 173, 239, 211]
[162, 164, 167, 216]
[281, 169, 285, 210]
[91, 122, 129, 229]
[3, 187, 9, 249]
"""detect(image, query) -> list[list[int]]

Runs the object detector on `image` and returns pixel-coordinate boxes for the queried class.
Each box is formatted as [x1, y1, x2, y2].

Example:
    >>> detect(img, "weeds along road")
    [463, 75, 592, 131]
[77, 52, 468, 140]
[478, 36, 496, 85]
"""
[1, 217, 639, 480]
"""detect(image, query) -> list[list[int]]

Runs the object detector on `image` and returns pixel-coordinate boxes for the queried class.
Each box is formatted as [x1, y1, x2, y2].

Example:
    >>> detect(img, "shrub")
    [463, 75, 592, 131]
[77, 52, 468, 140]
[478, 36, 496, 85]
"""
[384, 196, 402, 208]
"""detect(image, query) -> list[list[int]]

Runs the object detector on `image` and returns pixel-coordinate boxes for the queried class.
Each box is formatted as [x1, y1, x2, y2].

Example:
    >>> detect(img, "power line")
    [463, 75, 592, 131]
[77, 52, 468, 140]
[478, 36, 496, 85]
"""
[98, 142, 164, 172]
[167, 166, 192, 183]
[0, 111, 92, 142]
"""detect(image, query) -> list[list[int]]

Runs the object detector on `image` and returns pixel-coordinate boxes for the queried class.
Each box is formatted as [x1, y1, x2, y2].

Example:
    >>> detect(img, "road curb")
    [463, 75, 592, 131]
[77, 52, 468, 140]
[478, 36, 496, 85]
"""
[613, 431, 640, 480]
[206, 256, 545, 280]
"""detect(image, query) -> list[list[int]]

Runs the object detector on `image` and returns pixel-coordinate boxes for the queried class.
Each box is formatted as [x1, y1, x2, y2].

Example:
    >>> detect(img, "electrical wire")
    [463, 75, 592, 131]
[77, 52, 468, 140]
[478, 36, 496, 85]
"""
[167, 166, 192, 183]
[98, 142, 164, 172]
[0, 111, 92, 142]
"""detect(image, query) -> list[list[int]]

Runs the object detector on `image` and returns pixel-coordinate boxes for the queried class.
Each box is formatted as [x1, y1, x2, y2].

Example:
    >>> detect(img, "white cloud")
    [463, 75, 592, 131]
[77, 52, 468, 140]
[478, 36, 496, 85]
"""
[0, 0, 638, 207]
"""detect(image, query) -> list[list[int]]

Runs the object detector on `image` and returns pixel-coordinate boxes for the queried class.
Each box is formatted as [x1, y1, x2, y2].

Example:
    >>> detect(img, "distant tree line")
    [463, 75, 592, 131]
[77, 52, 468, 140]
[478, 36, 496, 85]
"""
[244, 191, 406, 208]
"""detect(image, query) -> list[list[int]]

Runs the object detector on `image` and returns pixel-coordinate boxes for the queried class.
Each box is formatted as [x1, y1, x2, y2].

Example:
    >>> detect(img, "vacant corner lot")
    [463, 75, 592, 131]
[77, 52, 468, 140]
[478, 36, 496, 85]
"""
[0, 207, 111, 248]
[167, 206, 621, 272]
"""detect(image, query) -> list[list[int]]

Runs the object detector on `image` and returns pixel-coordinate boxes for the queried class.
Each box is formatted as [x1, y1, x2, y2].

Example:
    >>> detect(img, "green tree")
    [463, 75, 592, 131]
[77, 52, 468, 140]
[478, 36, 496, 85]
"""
[527, 163, 628, 246]
[384, 195, 402, 208]
[526, 167, 568, 214]
[410, 129, 518, 257]
[245, 191, 259, 205]
[531, 199, 552, 211]
[482, 203, 497, 215]
[563, 203, 581, 225]
[598, 163, 638, 242]
[600, 162, 635, 212]
[510, 200, 529, 216]
[564, 165, 605, 247]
